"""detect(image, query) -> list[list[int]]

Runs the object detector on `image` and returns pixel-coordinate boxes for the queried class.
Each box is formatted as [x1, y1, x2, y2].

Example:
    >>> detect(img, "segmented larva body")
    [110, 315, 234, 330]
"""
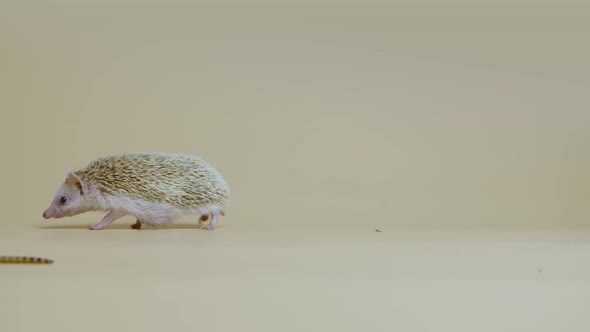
[0, 256, 53, 264]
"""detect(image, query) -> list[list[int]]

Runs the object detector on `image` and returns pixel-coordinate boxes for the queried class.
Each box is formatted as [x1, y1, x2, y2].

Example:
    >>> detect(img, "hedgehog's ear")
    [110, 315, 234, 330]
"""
[66, 171, 86, 195]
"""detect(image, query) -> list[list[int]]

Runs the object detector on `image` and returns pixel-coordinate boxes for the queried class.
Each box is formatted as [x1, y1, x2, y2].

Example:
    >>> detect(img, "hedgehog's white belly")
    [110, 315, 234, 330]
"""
[101, 193, 221, 226]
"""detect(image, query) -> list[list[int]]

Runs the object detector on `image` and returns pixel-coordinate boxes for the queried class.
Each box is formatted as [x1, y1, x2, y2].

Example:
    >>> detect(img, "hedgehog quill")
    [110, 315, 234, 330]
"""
[42, 152, 230, 230]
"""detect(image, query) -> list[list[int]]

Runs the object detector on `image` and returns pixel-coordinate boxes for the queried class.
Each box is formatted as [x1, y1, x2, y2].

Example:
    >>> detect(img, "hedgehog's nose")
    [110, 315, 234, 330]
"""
[43, 210, 50, 219]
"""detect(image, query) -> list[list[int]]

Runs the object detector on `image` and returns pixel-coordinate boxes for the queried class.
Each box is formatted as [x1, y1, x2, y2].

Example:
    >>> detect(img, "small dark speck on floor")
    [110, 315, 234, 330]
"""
[375, 229, 382, 233]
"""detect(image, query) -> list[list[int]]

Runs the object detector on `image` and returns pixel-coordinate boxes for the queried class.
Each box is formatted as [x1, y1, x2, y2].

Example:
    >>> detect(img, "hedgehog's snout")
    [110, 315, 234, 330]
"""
[43, 207, 58, 219]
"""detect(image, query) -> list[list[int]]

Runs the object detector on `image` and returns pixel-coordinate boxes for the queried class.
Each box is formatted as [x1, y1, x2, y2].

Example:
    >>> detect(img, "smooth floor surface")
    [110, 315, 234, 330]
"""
[2, 221, 590, 332]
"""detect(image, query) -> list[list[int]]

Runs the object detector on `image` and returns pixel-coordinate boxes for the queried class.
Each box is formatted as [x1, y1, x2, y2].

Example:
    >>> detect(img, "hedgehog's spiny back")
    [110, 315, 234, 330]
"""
[76, 153, 229, 208]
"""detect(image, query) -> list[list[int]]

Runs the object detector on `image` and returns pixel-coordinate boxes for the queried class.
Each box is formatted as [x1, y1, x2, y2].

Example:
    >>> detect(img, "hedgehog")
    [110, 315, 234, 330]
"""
[42, 152, 230, 230]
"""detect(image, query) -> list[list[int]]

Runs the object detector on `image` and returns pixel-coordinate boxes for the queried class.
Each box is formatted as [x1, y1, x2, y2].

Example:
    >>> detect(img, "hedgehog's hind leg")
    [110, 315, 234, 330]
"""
[130, 219, 142, 229]
[198, 214, 209, 227]
[201, 212, 219, 230]
[89, 211, 126, 230]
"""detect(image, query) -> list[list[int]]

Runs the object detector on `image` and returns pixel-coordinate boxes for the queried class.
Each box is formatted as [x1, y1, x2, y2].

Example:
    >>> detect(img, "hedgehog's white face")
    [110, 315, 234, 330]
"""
[43, 171, 91, 219]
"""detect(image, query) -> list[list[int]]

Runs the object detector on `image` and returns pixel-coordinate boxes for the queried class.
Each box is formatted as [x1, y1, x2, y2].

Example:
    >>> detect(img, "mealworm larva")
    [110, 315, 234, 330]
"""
[0, 256, 54, 264]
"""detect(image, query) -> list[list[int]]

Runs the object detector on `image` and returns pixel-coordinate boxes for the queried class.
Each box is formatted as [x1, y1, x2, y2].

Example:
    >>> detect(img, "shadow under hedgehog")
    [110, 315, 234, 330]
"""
[42, 152, 230, 230]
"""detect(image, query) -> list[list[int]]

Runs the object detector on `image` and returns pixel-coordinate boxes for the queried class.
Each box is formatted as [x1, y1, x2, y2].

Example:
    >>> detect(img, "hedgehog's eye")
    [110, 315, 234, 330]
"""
[60, 196, 68, 205]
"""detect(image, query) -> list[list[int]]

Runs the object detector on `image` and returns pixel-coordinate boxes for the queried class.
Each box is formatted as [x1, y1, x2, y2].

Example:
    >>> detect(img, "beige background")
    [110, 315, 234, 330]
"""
[1, 1, 589, 331]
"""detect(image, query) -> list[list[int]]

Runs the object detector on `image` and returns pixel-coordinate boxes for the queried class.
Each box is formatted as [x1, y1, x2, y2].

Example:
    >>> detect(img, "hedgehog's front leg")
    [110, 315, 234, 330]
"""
[89, 211, 125, 230]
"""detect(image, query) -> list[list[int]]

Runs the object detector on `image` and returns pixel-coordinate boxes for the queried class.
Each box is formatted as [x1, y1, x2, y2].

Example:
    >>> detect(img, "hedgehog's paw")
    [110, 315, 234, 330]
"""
[89, 223, 105, 230]
[201, 223, 216, 230]
[130, 220, 142, 229]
